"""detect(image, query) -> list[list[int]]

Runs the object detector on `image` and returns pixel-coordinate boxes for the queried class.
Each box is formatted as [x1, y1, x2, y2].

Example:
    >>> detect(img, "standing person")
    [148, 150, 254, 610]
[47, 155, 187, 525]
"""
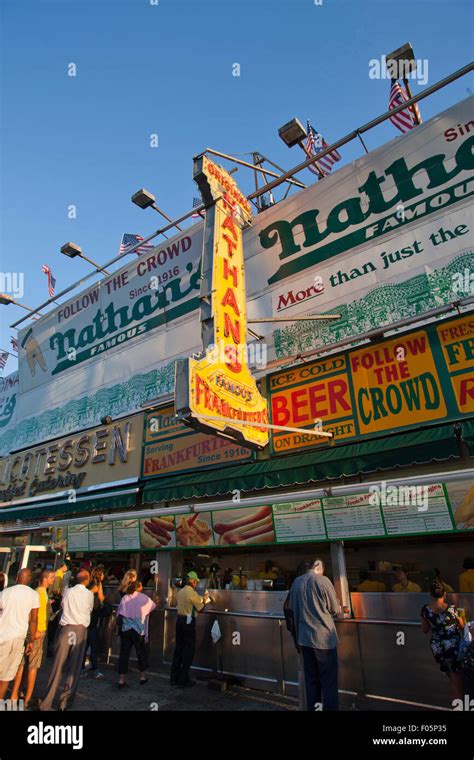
[31, 562, 44, 589]
[119, 569, 137, 597]
[434, 568, 454, 594]
[39, 570, 93, 712]
[47, 561, 69, 657]
[459, 557, 474, 592]
[170, 571, 210, 688]
[11, 570, 55, 707]
[0, 569, 39, 700]
[392, 567, 421, 592]
[82, 567, 106, 679]
[421, 579, 465, 704]
[116, 580, 156, 688]
[289, 559, 340, 711]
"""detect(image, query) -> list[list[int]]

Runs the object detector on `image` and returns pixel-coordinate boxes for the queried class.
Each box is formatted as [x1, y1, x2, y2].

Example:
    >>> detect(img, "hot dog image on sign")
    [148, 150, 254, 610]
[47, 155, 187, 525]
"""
[175, 156, 269, 449]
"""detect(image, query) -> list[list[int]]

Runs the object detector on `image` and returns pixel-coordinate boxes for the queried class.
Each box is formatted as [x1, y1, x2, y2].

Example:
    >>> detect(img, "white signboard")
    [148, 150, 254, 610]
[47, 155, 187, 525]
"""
[2, 97, 472, 455]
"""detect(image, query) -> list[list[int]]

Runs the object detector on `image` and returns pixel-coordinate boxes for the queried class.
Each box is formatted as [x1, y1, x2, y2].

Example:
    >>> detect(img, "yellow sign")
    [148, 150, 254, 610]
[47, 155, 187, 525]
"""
[175, 157, 269, 449]
[0, 413, 144, 504]
[350, 331, 446, 435]
[142, 406, 252, 477]
[268, 321, 454, 454]
[437, 315, 474, 414]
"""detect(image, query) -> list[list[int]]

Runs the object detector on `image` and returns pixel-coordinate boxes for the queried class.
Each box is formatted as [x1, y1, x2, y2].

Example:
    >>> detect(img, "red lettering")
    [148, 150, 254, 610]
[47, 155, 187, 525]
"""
[221, 287, 240, 316]
[272, 396, 290, 427]
[460, 377, 474, 406]
[224, 313, 241, 344]
[223, 258, 238, 287]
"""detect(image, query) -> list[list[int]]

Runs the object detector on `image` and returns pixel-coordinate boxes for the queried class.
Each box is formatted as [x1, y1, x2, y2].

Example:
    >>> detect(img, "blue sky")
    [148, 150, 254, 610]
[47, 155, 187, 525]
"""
[1, 0, 473, 372]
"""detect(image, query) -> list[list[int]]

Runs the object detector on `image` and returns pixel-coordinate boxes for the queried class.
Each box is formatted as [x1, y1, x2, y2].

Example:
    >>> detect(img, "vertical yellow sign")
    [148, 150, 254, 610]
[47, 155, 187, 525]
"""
[175, 156, 269, 449]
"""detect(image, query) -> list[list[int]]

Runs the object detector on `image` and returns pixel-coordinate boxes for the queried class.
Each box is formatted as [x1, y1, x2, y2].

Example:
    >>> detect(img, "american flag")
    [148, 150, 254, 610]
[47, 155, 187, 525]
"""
[42, 264, 56, 298]
[191, 197, 204, 218]
[0, 352, 8, 372]
[389, 79, 416, 133]
[10, 336, 18, 352]
[119, 233, 154, 256]
[305, 121, 341, 177]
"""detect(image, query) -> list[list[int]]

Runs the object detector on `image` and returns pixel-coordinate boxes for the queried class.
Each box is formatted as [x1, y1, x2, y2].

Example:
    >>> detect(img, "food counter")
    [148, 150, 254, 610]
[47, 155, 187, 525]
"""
[61, 476, 474, 711]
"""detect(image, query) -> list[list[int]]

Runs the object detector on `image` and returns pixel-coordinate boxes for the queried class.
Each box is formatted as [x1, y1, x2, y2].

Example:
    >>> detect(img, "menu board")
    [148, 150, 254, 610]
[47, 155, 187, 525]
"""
[51, 526, 68, 552]
[175, 512, 214, 548]
[112, 520, 140, 550]
[323, 493, 386, 539]
[212, 506, 275, 546]
[60, 482, 468, 553]
[445, 479, 474, 531]
[89, 522, 113, 551]
[140, 516, 176, 550]
[67, 523, 89, 551]
[380, 483, 453, 535]
[273, 500, 325, 543]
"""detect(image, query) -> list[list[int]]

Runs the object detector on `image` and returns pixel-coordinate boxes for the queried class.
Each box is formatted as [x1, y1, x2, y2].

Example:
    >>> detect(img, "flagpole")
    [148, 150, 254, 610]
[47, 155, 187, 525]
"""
[356, 130, 369, 154]
[402, 78, 422, 124]
[297, 142, 324, 179]
[0, 348, 17, 358]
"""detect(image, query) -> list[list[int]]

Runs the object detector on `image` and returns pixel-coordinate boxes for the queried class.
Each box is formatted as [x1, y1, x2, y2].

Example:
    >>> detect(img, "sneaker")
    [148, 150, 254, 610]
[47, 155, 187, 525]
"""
[94, 672, 105, 680]
[80, 670, 88, 679]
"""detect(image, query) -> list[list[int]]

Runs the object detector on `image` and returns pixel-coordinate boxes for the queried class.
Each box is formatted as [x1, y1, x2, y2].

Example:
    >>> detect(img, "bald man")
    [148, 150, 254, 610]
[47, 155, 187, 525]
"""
[0, 569, 39, 699]
[40, 570, 93, 711]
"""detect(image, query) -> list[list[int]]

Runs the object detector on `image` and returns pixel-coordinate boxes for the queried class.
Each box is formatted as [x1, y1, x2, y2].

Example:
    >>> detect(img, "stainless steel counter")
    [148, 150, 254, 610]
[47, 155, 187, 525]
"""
[104, 586, 474, 710]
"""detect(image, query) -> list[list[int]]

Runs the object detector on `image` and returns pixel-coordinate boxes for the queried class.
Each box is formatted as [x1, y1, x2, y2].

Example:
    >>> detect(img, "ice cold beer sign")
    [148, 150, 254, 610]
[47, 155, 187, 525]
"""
[175, 157, 269, 449]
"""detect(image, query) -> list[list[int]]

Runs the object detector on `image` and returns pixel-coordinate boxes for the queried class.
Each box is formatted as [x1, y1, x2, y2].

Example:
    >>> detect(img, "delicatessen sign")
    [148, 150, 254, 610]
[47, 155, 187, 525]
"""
[0, 413, 144, 504]
[267, 314, 474, 453]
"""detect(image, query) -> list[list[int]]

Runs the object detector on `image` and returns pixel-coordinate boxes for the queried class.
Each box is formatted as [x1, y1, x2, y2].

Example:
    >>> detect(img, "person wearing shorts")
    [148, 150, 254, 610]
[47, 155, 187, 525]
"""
[11, 570, 54, 707]
[0, 569, 39, 700]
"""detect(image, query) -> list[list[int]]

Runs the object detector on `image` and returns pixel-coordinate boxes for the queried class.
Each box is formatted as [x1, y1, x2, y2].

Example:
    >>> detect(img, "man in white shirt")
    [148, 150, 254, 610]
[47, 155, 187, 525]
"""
[40, 570, 93, 711]
[0, 568, 40, 699]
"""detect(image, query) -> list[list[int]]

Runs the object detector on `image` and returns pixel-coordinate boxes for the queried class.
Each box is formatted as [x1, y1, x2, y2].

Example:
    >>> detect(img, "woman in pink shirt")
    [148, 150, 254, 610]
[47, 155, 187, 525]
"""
[116, 580, 156, 688]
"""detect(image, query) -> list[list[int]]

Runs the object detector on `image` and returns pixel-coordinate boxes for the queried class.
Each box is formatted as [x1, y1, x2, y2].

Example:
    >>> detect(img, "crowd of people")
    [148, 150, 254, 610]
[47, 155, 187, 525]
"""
[0, 557, 473, 712]
[0, 561, 156, 710]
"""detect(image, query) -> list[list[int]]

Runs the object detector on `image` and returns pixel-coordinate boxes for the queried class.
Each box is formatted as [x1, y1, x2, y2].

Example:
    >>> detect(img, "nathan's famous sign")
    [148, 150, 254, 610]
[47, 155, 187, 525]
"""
[0, 413, 143, 504]
[175, 157, 269, 449]
[5, 98, 472, 457]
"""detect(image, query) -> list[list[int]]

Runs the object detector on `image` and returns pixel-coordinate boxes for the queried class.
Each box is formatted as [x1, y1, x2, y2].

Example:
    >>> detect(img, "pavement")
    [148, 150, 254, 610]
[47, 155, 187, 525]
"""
[27, 659, 298, 712]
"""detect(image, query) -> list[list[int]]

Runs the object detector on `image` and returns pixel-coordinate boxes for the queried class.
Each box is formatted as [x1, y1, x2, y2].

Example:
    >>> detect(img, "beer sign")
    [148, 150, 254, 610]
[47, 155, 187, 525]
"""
[176, 157, 269, 449]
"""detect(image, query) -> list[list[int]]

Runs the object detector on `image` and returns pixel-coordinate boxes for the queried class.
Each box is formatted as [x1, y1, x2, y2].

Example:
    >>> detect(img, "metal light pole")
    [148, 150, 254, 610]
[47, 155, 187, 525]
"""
[60, 242, 110, 275]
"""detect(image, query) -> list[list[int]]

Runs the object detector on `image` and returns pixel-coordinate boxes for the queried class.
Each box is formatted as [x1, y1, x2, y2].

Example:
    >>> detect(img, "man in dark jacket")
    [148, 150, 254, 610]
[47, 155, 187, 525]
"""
[289, 559, 340, 711]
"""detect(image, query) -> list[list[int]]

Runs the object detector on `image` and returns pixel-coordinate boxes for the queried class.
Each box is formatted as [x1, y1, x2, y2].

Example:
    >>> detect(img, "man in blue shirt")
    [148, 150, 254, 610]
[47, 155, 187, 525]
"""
[289, 559, 340, 711]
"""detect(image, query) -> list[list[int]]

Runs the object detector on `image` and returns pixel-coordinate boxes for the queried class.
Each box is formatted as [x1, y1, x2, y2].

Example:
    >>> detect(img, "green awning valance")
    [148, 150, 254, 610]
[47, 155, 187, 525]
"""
[142, 423, 462, 503]
[462, 418, 474, 453]
[0, 487, 139, 523]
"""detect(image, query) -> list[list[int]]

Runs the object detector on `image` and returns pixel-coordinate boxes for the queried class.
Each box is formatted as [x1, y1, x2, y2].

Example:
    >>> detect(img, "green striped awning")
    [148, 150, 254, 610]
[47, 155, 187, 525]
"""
[462, 418, 474, 453]
[0, 487, 139, 523]
[142, 423, 462, 504]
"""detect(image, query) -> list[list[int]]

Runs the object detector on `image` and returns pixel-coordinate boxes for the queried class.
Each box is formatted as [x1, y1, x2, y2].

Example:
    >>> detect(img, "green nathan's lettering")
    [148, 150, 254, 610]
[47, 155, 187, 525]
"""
[261, 137, 474, 284]
[50, 261, 201, 365]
